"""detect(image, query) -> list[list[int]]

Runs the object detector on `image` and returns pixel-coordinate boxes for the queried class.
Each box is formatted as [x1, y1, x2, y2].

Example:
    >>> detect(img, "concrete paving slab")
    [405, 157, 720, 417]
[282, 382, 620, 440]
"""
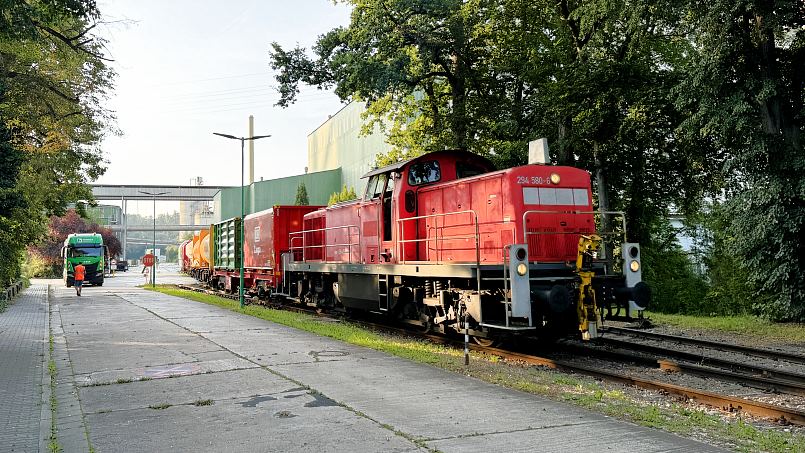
[272, 356, 604, 439]
[424, 420, 698, 452]
[86, 395, 423, 453]
[76, 356, 259, 386]
[81, 368, 298, 413]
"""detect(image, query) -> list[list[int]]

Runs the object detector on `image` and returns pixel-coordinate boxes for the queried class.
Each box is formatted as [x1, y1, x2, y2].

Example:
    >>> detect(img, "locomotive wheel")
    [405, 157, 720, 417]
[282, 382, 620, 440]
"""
[471, 335, 498, 348]
[418, 314, 433, 333]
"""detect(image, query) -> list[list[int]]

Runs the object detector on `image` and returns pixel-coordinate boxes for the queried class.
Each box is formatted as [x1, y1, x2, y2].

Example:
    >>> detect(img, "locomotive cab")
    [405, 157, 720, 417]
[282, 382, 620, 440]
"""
[361, 150, 496, 264]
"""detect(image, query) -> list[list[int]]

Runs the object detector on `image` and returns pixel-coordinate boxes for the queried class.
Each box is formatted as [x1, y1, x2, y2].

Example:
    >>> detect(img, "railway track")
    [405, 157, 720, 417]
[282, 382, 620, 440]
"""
[172, 283, 805, 426]
[604, 326, 805, 365]
[559, 341, 805, 396]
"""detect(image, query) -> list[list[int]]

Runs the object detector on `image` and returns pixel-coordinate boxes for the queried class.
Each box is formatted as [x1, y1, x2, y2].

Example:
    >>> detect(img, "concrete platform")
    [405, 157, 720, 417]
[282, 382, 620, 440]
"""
[40, 269, 724, 452]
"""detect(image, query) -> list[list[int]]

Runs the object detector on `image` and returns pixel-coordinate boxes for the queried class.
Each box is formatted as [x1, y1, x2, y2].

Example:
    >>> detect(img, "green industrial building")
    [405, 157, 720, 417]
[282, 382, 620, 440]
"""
[306, 101, 392, 195]
[213, 168, 342, 222]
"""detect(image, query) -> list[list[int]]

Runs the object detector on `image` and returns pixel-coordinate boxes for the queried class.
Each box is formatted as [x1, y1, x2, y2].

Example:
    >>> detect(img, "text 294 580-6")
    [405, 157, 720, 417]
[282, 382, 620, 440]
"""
[516, 176, 545, 185]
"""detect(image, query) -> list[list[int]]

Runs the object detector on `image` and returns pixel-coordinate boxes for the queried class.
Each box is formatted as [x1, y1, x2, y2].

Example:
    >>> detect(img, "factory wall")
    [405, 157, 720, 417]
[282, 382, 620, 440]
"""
[307, 101, 392, 196]
[213, 168, 342, 223]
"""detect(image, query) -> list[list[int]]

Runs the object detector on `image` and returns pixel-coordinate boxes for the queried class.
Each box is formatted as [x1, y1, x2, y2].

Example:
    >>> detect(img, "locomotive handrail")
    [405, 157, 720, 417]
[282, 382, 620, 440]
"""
[289, 224, 361, 262]
[396, 210, 480, 265]
[397, 210, 482, 296]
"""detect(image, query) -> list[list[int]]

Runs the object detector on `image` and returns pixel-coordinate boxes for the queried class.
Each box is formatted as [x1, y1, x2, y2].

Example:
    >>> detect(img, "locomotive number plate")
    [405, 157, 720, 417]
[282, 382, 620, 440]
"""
[516, 176, 545, 185]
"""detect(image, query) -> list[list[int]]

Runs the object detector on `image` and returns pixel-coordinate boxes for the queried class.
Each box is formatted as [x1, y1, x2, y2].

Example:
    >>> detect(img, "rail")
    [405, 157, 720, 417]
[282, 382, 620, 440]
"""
[289, 225, 361, 262]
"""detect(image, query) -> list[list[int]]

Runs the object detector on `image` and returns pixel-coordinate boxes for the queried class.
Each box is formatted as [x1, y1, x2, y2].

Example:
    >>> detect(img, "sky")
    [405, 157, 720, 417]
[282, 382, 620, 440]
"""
[95, 0, 352, 190]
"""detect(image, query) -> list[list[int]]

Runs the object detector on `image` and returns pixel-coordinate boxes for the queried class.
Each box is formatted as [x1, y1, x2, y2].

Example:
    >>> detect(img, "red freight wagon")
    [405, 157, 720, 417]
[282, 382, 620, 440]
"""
[244, 205, 321, 296]
[179, 240, 191, 272]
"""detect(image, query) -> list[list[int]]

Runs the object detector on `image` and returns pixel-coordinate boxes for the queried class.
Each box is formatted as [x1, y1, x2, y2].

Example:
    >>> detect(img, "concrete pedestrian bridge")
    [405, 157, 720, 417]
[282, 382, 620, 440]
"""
[91, 184, 228, 201]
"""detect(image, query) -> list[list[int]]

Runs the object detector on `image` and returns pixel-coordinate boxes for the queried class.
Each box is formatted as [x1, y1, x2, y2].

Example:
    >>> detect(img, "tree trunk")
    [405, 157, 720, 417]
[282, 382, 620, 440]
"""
[593, 141, 615, 263]
[555, 119, 574, 165]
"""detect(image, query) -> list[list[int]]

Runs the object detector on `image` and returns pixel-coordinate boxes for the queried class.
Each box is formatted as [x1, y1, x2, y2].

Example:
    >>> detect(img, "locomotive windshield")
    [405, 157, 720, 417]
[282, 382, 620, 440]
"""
[365, 174, 388, 200]
[523, 187, 590, 206]
[408, 161, 441, 186]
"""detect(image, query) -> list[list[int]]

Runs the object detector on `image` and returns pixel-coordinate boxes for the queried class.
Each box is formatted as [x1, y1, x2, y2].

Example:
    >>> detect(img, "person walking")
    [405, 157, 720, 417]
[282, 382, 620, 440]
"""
[74, 263, 86, 296]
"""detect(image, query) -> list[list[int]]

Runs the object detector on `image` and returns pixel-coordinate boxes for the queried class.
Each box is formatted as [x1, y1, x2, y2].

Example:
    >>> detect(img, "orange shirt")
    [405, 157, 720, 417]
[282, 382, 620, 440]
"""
[74, 264, 86, 281]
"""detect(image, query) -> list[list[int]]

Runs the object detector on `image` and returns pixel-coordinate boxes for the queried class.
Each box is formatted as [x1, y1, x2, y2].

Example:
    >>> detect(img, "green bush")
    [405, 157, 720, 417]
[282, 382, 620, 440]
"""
[642, 242, 709, 315]
[23, 253, 60, 279]
[697, 204, 771, 318]
[328, 185, 358, 206]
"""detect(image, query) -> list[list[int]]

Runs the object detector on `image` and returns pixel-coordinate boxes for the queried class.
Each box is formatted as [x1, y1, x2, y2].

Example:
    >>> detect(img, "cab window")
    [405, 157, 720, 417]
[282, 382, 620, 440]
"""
[364, 174, 388, 200]
[408, 161, 441, 186]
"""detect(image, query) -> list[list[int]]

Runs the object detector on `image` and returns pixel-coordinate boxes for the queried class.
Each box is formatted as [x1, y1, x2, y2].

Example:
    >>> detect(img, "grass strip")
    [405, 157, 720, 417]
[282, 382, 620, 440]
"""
[148, 285, 804, 452]
[647, 312, 805, 343]
[48, 332, 60, 453]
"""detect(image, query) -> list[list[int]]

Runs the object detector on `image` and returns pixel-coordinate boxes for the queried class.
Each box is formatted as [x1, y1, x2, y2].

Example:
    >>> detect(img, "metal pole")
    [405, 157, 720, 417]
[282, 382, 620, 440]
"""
[122, 197, 127, 261]
[212, 131, 270, 309]
[239, 138, 245, 309]
[152, 194, 156, 288]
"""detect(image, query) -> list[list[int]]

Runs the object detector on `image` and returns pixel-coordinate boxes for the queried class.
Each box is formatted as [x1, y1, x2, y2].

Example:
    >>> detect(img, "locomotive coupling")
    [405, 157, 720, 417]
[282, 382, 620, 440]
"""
[532, 285, 572, 314]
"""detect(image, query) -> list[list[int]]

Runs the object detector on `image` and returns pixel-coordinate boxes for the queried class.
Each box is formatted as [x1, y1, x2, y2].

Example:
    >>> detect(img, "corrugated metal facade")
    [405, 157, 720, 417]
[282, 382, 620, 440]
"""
[213, 168, 341, 223]
[307, 101, 392, 196]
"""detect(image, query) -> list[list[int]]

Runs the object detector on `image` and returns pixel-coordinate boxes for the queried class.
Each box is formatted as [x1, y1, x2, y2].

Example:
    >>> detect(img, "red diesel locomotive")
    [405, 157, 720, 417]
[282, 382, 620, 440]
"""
[273, 150, 649, 342]
[192, 149, 649, 342]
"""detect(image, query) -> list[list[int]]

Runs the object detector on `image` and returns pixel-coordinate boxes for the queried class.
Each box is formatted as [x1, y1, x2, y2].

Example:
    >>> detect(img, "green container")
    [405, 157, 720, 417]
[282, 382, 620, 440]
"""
[213, 217, 242, 271]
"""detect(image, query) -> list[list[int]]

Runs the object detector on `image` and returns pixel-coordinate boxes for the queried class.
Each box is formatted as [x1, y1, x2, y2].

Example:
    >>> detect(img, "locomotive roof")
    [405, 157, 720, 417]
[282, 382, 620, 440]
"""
[361, 150, 494, 179]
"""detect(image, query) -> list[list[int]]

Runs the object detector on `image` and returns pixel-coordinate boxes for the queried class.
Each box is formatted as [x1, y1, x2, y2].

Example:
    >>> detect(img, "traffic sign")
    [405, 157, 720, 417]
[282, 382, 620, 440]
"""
[142, 254, 155, 267]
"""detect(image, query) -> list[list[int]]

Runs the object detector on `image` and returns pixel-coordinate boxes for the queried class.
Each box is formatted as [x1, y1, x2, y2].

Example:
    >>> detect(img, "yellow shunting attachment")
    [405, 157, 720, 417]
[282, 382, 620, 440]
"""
[576, 234, 602, 340]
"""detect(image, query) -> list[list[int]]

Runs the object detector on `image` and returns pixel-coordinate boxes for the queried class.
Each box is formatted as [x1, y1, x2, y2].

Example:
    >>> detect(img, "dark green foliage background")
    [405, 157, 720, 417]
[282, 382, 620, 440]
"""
[270, 0, 803, 320]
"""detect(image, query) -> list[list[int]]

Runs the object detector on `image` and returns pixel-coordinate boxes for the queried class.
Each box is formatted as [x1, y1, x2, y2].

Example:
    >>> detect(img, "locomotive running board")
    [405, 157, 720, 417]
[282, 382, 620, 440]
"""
[284, 261, 485, 279]
[479, 323, 536, 331]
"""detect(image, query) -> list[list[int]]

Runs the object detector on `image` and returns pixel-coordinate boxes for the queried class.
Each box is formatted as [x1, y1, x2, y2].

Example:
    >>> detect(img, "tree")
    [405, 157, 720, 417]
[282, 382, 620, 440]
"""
[328, 185, 358, 206]
[270, 0, 508, 155]
[675, 0, 804, 320]
[1, 0, 116, 285]
[269, 0, 716, 247]
[295, 182, 310, 205]
[28, 210, 122, 276]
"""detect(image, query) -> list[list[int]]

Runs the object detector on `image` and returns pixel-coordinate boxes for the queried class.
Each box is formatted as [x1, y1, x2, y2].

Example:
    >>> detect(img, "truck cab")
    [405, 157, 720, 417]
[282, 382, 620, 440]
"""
[61, 233, 108, 286]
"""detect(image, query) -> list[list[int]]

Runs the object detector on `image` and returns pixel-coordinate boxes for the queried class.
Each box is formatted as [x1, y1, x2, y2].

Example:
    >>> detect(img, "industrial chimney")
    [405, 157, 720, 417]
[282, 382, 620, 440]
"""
[248, 115, 255, 184]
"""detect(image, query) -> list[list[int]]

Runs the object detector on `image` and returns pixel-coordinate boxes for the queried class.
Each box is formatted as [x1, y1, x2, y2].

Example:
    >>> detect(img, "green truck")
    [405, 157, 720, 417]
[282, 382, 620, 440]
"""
[61, 233, 108, 287]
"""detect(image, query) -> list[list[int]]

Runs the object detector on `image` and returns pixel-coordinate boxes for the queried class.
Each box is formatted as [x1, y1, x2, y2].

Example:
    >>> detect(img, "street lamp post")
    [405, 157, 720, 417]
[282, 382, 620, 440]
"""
[213, 132, 271, 308]
[138, 191, 169, 288]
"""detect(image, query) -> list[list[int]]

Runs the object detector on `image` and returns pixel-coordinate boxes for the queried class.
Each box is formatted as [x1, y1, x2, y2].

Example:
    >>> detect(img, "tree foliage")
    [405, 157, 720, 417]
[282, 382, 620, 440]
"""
[269, 0, 715, 245]
[295, 182, 310, 205]
[675, 0, 804, 320]
[328, 185, 358, 206]
[27, 209, 122, 277]
[0, 0, 115, 285]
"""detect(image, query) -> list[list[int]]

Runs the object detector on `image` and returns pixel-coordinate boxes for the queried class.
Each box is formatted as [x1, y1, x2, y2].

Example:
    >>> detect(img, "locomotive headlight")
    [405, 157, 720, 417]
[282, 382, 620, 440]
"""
[516, 263, 528, 276]
[629, 260, 640, 272]
[549, 173, 561, 184]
